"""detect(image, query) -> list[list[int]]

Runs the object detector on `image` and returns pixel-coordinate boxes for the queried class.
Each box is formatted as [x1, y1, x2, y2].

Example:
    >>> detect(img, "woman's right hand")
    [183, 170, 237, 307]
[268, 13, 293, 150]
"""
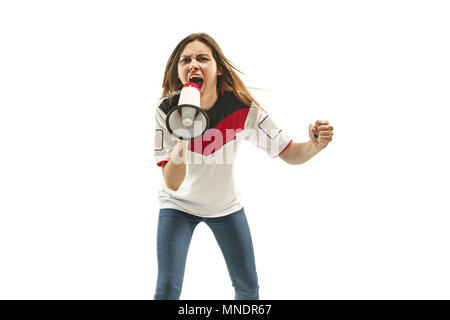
[161, 139, 188, 191]
[172, 140, 188, 165]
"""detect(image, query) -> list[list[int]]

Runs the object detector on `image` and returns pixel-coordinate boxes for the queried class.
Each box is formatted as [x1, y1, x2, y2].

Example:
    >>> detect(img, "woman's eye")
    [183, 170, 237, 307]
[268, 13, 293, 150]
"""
[180, 57, 208, 64]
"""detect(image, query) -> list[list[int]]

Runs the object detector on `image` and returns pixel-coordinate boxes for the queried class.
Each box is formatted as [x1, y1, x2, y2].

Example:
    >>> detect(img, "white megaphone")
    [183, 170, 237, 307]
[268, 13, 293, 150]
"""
[166, 82, 210, 140]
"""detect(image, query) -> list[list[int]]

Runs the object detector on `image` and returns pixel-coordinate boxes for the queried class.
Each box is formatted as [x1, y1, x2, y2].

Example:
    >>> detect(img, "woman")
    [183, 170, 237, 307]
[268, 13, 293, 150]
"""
[154, 33, 334, 300]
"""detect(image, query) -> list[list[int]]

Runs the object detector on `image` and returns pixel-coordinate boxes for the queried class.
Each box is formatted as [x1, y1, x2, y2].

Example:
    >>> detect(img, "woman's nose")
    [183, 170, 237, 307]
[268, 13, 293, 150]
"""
[189, 59, 199, 70]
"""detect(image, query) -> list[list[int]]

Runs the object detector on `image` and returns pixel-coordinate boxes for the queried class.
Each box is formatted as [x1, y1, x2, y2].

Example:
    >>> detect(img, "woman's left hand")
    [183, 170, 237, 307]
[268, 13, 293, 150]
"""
[309, 120, 334, 151]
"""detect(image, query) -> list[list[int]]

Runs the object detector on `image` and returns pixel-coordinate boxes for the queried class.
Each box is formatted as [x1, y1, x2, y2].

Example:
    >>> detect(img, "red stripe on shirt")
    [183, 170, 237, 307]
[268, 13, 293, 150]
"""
[275, 139, 293, 157]
[188, 108, 250, 156]
[157, 160, 168, 167]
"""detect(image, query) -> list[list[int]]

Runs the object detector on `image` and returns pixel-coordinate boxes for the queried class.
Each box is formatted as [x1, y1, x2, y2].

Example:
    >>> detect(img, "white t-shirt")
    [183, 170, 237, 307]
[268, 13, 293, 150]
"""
[154, 90, 292, 217]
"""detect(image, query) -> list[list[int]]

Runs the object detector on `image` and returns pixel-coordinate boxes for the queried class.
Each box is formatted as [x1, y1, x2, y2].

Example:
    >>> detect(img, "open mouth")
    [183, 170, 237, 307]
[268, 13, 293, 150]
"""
[189, 76, 204, 90]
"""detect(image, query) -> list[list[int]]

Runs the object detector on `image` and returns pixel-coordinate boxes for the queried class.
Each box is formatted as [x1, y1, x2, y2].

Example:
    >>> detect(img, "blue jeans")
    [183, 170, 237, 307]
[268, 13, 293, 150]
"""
[154, 207, 259, 300]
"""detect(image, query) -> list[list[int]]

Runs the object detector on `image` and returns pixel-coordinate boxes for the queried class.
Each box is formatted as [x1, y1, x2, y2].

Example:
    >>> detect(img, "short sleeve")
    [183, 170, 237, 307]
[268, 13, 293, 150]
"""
[244, 107, 292, 158]
[154, 102, 177, 167]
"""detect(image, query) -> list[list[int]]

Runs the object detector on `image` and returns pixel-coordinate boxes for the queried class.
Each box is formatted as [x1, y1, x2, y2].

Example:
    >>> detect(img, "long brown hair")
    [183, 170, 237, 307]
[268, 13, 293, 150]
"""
[161, 33, 262, 109]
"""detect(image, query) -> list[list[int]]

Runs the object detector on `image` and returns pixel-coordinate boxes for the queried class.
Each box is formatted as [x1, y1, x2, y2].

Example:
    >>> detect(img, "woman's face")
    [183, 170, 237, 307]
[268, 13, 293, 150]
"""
[177, 40, 222, 98]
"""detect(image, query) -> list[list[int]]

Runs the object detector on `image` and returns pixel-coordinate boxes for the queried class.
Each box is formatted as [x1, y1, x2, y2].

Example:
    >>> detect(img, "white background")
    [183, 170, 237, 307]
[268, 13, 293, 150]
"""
[1, 0, 449, 299]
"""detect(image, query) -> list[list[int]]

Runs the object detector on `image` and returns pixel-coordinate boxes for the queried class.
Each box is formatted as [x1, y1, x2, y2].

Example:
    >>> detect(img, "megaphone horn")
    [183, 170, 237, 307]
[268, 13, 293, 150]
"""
[166, 82, 210, 140]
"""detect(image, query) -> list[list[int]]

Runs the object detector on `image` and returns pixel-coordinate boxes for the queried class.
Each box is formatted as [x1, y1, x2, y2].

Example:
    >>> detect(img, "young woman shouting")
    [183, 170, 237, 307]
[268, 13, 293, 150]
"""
[154, 33, 334, 300]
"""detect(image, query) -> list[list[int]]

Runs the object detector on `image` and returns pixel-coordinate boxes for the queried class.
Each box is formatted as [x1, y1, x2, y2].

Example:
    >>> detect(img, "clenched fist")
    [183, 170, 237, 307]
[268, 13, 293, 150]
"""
[309, 120, 334, 151]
